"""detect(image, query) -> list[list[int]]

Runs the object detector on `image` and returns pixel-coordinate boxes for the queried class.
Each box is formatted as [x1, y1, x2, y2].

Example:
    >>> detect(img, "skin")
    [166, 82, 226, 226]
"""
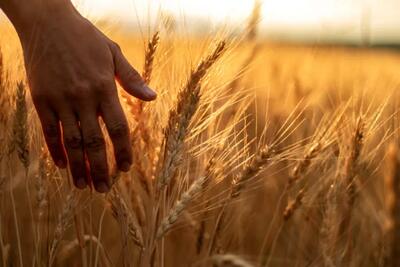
[0, 0, 157, 192]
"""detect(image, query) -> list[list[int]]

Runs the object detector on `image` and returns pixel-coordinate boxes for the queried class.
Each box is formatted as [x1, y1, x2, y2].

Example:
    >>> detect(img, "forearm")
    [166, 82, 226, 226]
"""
[0, 0, 78, 41]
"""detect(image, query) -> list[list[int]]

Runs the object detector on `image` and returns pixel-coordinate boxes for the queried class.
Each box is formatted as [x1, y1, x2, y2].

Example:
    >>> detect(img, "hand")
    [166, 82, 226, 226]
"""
[18, 2, 157, 192]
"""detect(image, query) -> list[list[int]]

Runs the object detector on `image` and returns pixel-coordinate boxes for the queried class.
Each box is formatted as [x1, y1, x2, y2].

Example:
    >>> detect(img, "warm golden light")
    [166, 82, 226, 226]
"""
[74, 0, 400, 43]
[1, 0, 398, 42]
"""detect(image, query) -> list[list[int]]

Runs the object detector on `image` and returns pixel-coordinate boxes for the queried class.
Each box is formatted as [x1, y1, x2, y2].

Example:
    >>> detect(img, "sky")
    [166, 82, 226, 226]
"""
[3, 0, 400, 44]
[73, 0, 400, 44]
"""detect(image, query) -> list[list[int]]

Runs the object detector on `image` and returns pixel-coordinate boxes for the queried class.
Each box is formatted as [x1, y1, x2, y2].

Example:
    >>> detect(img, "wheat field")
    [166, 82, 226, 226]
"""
[1, 4, 400, 267]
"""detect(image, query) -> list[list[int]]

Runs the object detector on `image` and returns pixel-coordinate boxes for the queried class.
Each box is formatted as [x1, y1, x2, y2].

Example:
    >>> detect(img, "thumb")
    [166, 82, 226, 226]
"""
[111, 43, 157, 101]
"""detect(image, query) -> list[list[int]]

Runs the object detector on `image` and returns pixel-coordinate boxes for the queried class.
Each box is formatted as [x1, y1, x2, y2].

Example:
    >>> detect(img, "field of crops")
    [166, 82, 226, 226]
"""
[1, 7, 400, 266]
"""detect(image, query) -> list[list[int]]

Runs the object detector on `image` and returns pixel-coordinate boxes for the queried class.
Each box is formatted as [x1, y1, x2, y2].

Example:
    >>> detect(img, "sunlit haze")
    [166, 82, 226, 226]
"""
[4, 0, 400, 44]
[73, 0, 400, 44]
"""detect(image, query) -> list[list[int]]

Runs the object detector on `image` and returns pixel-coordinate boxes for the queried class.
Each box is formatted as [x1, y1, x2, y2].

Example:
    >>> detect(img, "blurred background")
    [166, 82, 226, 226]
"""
[68, 0, 400, 46]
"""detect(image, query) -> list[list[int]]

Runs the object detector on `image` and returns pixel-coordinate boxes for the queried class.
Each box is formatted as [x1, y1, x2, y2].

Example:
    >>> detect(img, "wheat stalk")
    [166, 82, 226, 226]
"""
[319, 178, 341, 266]
[36, 148, 53, 221]
[0, 47, 5, 128]
[208, 143, 276, 255]
[109, 188, 144, 249]
[344, 117, 364, 205]
[49, 191, 78, 265]
[142, 32, 160, 85]
[134, 31, 160, 129]
[246, 0, 262, 42]
[130, 186, 147, 227]
[231, 144, 276, 198]
[121, 32, 160, 123]
[337, 116, 365, 263]
[287, 141, 321, 188]
[212, 254, 255, 267]
[157, 41, 226, 189]
[283, 188, 305, 220]
[0, 47, 3, 86]
[35, 148, 52, 266]
[12, 81, 29, 169]
[157, 175, 208, 239]
[385, 142, 400, 267]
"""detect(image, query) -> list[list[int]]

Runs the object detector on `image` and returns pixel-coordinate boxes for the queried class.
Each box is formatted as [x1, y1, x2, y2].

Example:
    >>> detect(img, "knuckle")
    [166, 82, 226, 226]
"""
[64, 134, 83, 150]
[84, 135, 106, 151]
[70, 161, 86, 176]
[92, 164, 108, 176]
[66, 83, 91, 101]
[90, 161, 108, 179]
[93, 77, 110, 91]
[68, 79, 113, 100]
[43, 123, 59, 139]
[94, 78, 115, 97]
[108, 122, 129, 139]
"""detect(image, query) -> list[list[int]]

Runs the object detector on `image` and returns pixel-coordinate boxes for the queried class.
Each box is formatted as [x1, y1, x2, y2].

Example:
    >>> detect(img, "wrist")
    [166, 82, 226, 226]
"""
[2, 0, 78, 41]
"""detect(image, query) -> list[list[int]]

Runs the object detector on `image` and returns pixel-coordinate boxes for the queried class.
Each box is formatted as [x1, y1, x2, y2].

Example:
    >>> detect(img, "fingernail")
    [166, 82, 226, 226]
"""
[56, 160, 67, 169]
[76, 178, 87, 189]
[95, 182, 110, 193]
[120, 161, 131, 172]
[143, 85, 157, 99]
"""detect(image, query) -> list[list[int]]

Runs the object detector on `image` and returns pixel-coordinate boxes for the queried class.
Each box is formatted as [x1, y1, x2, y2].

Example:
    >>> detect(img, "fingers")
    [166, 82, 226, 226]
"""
[59, 107, 110, 193]
[59, 111, 88, 189]
[111, 43, 157, 101]
[100, 93, 133, 172]
[36, 106, 67, 168]
[79, 110, 110, 193]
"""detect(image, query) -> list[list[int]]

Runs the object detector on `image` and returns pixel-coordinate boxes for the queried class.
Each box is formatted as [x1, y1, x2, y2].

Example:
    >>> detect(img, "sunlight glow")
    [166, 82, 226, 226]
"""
[73, 0, 400, 43]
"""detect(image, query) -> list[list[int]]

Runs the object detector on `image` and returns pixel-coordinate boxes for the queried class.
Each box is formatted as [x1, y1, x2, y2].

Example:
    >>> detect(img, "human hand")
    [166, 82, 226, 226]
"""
[17, 2, 156, 192]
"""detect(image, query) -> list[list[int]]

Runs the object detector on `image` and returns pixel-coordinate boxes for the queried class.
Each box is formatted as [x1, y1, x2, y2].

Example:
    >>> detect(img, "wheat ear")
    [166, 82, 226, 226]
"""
[231, 144, 275, 198]
[157, 41, 226, 189]
[134, 31, 160, 124]
[209, 143, 275, 255]
[287, 141, 321, 189]
[344, 117, 364, 205]
[157, 175, 208, 239]
[12, 81, 29, 169]
[121, 31, 160, 120]
[246, 0, 262, 42]
[283, 188, 305, 220]
[142, 31, 160, 85]
[337, 117, 364, 263]
[49, 191, 77, 265]
[109, 188, 144, 249]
